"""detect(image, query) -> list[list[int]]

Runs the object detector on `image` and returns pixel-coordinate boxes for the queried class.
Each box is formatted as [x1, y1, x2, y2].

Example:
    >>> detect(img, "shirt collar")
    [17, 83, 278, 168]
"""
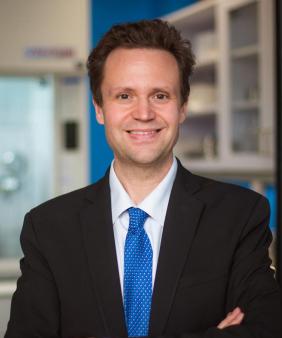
[109, 163, 134, 224]
[109, 157, 177, 226]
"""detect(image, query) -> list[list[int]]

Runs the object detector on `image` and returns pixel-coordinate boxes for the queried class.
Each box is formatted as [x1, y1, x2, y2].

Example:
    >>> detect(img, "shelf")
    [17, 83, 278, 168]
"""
[178, 155, 274, 177]
[196, 57, 217, 69]
[0, 281, 17, 297]
[189, 106, 217, 116]
[0, 259, 20, 279]
[231, 45, 259, 59]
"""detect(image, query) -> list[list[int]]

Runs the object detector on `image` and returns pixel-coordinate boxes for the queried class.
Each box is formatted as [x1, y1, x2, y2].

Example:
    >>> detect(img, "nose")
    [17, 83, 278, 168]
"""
[132, 97, 155, 121]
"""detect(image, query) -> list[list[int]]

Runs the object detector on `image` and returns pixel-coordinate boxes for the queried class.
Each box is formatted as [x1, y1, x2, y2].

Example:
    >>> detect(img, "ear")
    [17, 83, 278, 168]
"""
[179, 101, 188, 124]
[93, 98, 105, 125]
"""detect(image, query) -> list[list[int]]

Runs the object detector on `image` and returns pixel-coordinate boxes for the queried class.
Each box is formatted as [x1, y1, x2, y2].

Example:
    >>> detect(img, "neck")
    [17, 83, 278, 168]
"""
[113, 157, 174, 205]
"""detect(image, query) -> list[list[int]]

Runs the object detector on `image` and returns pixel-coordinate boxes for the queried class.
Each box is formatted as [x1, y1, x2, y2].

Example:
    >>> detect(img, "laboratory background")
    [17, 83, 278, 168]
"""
[0, 0, 281, 336]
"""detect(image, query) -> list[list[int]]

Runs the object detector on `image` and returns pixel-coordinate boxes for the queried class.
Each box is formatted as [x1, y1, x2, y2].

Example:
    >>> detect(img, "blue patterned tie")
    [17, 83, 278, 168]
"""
[124, 207, 152, 337]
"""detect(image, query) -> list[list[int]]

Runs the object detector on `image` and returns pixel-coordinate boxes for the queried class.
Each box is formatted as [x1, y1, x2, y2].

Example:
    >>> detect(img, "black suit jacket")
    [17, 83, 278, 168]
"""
[5, 162, 282, 337]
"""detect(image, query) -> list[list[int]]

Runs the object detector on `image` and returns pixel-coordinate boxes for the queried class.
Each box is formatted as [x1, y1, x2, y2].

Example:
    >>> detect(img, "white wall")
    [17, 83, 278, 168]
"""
[0, 0, 89, 73]
[0, 296, 12, 337]
[0, 1, 90, 336]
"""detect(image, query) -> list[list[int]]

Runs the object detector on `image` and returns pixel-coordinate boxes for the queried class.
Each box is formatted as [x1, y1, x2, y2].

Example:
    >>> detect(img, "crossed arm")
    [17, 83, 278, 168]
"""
[5, 196, 282, 337]
[217, 307, 244, 330]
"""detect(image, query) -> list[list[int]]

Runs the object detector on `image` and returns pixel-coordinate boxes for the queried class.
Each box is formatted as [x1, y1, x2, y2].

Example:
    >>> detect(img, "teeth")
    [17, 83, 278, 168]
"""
[129, 130, 156, 135]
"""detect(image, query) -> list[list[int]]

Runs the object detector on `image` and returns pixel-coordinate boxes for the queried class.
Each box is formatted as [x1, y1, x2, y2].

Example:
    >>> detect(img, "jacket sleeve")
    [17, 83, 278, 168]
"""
[149, 196, 282, 338]
[5, 195, 282, 338]
[5, 212, 61, 338]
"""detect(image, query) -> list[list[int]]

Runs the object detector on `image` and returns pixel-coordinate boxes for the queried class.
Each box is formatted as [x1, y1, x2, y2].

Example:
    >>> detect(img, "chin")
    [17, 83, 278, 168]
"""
[127, 153, 171, 167]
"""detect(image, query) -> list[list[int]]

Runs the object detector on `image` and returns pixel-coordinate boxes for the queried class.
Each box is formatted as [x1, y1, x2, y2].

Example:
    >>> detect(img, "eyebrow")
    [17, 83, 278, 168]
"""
[109, 87, 134, 94]
[151, 87, 172, 93]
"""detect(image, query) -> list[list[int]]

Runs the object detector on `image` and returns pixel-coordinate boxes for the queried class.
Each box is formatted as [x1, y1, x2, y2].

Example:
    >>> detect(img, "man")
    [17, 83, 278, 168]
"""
[5, 19, 281, 337]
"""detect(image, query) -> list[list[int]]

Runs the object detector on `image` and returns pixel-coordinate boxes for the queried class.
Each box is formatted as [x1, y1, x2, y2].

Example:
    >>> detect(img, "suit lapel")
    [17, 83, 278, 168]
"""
[149, 164, 205, 335]
[79, 163, 205, 337]
[80, 174, 127, 337]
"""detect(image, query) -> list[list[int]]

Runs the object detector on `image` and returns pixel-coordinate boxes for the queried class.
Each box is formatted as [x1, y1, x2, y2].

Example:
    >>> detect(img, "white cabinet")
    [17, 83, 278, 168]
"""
[164, 0, 275, 178]
[0, 0, 89, 73]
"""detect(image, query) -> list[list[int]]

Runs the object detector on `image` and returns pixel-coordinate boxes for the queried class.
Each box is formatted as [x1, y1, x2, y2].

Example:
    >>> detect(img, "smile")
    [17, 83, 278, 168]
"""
[127, 129, 161, 134]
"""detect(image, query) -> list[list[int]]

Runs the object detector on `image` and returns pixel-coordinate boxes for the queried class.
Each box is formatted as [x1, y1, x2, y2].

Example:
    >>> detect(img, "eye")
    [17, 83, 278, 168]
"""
[154, 93, 169, 100]
[117, 93, 130, 100]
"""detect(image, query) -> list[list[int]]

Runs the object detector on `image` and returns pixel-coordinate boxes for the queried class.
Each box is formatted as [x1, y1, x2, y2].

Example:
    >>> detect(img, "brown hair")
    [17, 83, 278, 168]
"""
[87, 19, 195, 106]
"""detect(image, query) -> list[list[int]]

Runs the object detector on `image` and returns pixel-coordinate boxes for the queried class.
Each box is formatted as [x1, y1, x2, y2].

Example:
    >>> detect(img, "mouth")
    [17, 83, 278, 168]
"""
[125, 128, 162, 142]
[126, 129, 162, 135]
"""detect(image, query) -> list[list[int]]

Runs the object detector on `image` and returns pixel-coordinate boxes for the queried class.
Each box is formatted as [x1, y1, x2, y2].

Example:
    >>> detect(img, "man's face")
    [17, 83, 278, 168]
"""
[94, 48, 187, 168]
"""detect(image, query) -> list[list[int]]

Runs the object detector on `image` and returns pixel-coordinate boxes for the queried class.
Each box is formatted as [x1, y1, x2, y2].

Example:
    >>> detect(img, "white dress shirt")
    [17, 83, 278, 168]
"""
[109, 157, 177, 297]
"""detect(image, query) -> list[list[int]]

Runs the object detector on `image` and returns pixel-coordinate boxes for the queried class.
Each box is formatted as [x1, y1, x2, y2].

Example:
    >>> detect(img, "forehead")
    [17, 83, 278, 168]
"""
[102, 48, 180, 88]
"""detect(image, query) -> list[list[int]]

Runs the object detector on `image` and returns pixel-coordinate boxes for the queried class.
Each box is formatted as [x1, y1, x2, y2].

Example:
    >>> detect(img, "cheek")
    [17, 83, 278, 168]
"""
[160, 103, 185, 124]
[105, 108, 134, 130]
[166, 113, 185, 129]
[103, 114, 126, 140]
[103, 114, 121, 128]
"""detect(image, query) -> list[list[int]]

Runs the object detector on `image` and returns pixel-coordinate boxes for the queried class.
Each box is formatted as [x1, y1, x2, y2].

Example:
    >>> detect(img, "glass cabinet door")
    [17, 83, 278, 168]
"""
[229, 1, 260, 154]
[171, 2, 219, 163]
[0, 76, 54, 259]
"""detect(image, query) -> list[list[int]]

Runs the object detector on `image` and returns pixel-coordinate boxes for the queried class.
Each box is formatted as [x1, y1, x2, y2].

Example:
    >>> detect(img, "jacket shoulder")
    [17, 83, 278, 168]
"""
[29, 175, 108, 219]
[180, 164, 269, 207]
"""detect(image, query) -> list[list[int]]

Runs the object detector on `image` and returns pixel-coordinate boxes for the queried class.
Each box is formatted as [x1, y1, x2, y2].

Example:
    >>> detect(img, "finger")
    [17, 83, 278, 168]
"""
[225, 307, 242, 322]
[217, 315, 233, 329]
[218, 312, 244, 329]
[217, 308, 244, 329]
[230, 307, 242, 316]
[228, 312, 245, 326]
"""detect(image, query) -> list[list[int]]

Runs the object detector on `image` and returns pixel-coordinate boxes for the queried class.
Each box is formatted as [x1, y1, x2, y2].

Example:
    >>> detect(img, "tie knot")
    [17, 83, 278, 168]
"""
[128, 207, 149, 232]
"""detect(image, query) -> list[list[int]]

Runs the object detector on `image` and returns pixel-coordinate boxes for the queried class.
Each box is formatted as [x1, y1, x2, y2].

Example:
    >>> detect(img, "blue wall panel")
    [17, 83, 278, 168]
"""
[89, 0, 197, 183]
[265, 185, 277, 232]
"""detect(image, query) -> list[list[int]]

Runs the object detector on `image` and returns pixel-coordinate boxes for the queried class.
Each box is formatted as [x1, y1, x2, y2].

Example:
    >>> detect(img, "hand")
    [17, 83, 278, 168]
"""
[217, 307, 245, 329]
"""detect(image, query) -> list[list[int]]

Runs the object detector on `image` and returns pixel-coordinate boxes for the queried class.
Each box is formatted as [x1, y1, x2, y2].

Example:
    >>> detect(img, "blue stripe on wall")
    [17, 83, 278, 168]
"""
[265, 184, 277, 232]
[89, 0, 197, 183]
